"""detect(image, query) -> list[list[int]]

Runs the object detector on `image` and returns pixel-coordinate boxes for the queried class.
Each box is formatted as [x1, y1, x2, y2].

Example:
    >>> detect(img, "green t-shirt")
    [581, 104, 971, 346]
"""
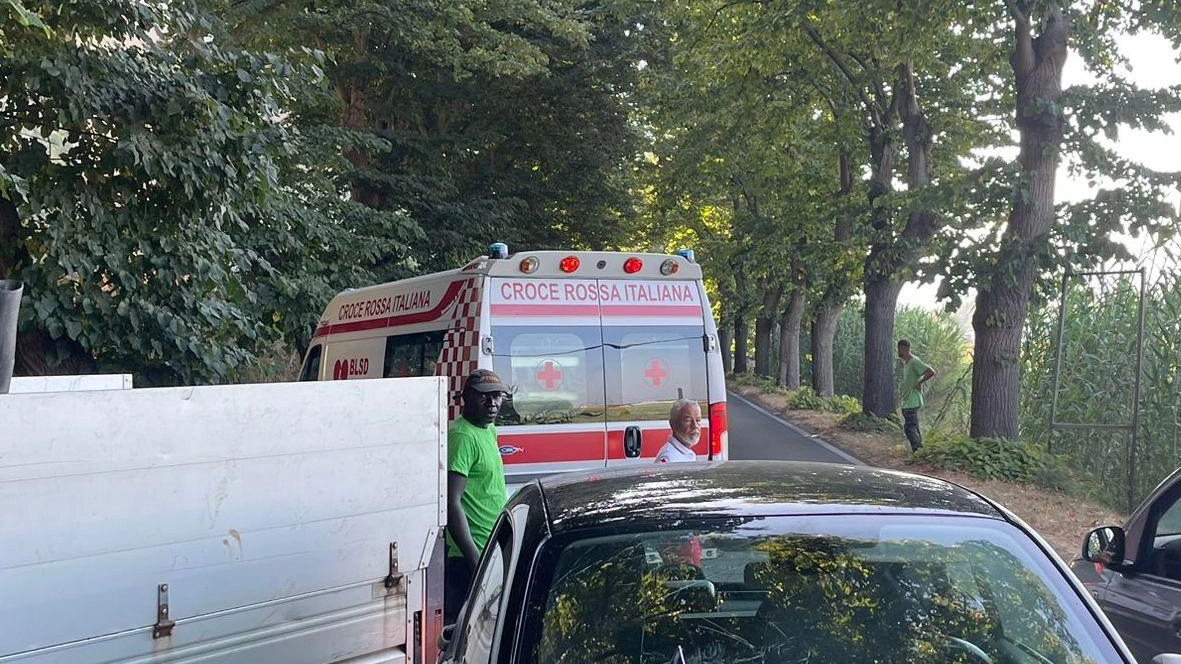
[899, 354, 933, 411]
[446, 416, 506, 558]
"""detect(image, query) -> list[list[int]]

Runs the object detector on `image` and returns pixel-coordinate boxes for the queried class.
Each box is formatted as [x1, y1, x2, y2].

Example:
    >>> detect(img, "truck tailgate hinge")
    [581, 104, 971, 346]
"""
[153, 583, 175, 639]
[383, 542, 405, 591]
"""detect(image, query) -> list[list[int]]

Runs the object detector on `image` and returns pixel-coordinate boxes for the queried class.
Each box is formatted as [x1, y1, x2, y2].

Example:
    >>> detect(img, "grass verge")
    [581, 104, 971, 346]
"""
[728, 382, 1124, 561]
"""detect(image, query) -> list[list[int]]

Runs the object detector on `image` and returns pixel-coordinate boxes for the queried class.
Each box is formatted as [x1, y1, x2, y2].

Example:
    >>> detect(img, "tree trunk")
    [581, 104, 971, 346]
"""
[971, 3, 1068, 440]
[777, 276, 805, 389]
[897, 61, 938, 243]
[733, 315, 749, 374]
[860, 112, 899, 417]
[861, 62, 939, 417]
[732, 262, 749, 373]
[336, 28, 382, 208]
[15, 327, 97, 376]
[811, 303, 843, 397]
[719, 324, 733, 374]
[754, 318, 773, 377]
[754, 283, 783, 378]
[811, 149, 855, 397]
[0, 196, 19, 279]
[862, 274, 905, 416]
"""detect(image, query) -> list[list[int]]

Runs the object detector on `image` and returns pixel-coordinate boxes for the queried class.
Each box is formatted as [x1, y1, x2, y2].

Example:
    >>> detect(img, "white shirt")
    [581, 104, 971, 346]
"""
[655, 435, 697, 463]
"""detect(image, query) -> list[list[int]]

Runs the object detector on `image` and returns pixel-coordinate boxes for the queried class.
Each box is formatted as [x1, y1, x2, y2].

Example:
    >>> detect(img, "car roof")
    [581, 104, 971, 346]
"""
[533, 460, 1004, 533]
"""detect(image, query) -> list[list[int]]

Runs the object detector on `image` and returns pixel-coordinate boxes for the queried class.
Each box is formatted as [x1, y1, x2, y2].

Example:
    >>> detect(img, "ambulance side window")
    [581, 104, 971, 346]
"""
[383, 331, 446, 378]
[298, 345, 323, 382]
[423, 336, 444, 376]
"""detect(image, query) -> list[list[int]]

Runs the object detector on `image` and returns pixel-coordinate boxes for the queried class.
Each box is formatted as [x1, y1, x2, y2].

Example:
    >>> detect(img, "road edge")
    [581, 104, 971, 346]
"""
[727, 390, 864, 465]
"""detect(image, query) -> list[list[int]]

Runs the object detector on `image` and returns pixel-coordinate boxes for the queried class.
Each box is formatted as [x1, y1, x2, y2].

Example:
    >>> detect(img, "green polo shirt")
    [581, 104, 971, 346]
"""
[900, 354, 933, 411]
[446, 416, 506, 557]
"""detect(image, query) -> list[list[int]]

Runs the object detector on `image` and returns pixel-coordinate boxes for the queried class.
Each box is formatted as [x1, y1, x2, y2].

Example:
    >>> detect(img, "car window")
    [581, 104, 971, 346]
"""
[456, 529, 510, 664]
[1145, 493, 1181, 580]
[298, 345, 322, 381]
[527, 515, 1121, 664]
[1157, 497, 1181, 537]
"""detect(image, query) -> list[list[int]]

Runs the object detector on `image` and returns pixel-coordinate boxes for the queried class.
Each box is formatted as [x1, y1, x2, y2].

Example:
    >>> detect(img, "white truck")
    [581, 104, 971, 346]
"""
[0, 377, 447, 664]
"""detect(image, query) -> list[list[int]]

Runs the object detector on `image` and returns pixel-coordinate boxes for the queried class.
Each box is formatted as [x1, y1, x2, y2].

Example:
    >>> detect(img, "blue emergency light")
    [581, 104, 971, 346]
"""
[488, 242, 509, 259]
[676, 248, 696, 263]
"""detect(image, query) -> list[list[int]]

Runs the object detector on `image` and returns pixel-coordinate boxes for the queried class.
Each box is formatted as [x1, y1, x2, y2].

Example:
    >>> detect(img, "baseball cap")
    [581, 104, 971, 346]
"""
[463, 369, 510, 394]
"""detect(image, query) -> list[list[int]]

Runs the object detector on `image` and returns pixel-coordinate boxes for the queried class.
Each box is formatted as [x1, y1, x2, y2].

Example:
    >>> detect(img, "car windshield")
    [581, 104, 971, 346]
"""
[527, 515, 1121, 664]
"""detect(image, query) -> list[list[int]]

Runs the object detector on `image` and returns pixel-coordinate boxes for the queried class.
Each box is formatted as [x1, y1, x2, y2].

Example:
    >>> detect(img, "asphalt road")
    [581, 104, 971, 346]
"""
[725, 391, 861, 464]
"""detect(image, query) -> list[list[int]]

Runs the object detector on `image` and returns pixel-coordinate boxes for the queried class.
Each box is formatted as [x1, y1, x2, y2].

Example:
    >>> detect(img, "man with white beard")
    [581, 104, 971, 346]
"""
[655, 398, 702, 463]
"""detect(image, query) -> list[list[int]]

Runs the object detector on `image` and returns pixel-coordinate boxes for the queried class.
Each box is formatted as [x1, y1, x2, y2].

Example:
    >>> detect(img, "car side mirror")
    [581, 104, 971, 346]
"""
[438, 623, 455, 653]
[1152, 654, 1181, 664]
[1083, 526, 1126, 567]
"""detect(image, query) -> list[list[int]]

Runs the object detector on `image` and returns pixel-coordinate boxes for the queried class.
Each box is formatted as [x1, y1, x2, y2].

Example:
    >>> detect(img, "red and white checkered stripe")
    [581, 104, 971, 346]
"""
[434, 277, 483, 420]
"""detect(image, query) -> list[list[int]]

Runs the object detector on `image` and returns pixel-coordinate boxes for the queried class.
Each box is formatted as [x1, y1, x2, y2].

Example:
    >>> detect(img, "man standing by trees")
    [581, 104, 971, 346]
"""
[897, 340, 936, 452]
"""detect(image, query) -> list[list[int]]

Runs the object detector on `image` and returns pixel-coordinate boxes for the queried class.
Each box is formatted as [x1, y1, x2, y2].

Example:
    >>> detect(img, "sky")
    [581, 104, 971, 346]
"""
[898, 32, 1181, 316]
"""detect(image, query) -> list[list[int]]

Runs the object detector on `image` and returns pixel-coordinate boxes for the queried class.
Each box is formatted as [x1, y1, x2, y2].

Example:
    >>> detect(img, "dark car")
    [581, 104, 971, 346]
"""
[442, 460, 1136, 664]
[1078, 466, 1181, 663]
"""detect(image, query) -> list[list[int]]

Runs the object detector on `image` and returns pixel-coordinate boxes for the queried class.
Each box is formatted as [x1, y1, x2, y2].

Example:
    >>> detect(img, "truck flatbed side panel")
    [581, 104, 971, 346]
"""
[0, 378, 446, 664]
[8, 374, 133, 393]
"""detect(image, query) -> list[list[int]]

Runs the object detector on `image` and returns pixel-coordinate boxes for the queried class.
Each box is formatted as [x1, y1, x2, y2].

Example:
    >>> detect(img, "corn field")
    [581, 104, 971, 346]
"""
[824, 304, 973, 428]
[1022, 273, 1181, 511]
[820, 281, 1181, 512]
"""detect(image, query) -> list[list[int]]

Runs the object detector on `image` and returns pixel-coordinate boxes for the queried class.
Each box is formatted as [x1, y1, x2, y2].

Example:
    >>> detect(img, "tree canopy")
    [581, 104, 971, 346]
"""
[4, 0, 1181, 449]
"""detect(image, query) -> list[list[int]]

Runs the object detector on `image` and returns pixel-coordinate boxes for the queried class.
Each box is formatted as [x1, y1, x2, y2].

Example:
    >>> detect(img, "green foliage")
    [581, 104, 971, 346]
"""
[731, 374, 859, 414]
[728, 371, 781, 393]
[786, 386, 829, 411]
[838, 412, 899, 434]
[2, 0, 647, 382]
[912, 434, 1069, 491]
[1, 0, 339, 381]
[225, 0, 640, 275]
[828, 394, 861, 415]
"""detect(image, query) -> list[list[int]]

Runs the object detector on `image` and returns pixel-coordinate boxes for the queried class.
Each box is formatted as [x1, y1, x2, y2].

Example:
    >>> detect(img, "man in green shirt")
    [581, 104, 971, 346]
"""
[897, 339, 936, 452]
[444, 369, 509, 624]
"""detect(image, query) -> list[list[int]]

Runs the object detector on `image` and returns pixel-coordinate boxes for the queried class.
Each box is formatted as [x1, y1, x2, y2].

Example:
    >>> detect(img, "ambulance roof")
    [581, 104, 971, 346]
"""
[316, 251, 706, 332]
[331, 250, 702, 298]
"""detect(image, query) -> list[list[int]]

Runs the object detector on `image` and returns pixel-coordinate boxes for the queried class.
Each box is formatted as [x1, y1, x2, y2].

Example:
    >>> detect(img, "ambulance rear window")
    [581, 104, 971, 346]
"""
[603, 325, 708, 422]
[489, 326, 605, 426]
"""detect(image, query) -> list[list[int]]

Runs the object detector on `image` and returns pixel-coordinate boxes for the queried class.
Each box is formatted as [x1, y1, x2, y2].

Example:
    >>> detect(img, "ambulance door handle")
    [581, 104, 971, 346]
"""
[624, 426, 642, 458]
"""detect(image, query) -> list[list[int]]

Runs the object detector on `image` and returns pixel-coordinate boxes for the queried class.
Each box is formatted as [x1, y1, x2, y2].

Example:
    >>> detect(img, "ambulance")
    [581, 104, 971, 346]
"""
[298, 244, 728, 485]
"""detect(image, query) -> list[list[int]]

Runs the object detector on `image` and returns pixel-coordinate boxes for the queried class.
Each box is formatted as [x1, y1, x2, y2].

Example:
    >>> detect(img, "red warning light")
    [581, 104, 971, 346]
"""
[623, 257, 643, 274]
[559, 256, 580, 273]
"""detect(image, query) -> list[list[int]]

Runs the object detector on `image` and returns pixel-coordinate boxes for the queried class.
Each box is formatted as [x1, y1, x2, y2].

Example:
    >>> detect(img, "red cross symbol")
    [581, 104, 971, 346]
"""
[643, 359, 669, 387]
[536, 360, 563, 390]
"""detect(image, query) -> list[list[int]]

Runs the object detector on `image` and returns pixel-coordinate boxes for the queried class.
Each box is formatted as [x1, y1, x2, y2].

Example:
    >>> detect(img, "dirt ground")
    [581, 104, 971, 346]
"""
[729, 385, 1126, 561]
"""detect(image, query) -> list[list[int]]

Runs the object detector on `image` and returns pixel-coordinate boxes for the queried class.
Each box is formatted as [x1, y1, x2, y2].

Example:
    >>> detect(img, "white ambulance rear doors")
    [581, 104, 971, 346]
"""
[486, 278, 609, 483]
[597, 280, 713, 468]
[486, 277, 714, 480]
